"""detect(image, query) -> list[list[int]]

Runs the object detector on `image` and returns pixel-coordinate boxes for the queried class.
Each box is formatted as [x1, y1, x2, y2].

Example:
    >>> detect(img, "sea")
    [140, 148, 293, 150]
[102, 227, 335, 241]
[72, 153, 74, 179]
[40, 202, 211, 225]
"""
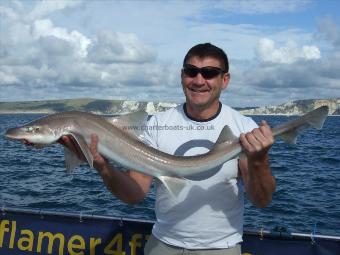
[0, 114, 339, 236]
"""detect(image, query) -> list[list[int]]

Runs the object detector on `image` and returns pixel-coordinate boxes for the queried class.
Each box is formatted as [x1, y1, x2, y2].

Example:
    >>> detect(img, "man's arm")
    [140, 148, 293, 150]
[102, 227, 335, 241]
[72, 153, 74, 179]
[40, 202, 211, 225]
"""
[60, 135, 153, 205]
[238, 121, 276, 208]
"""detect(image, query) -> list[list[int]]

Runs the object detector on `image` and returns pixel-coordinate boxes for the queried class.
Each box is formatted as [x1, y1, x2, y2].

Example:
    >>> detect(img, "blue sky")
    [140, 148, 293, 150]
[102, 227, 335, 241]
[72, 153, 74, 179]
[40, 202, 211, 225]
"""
[1, 0, 339, 107]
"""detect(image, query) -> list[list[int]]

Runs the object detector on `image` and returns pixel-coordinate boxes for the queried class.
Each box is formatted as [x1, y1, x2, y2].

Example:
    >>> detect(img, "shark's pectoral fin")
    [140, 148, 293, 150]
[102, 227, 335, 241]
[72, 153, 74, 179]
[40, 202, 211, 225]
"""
[64, 147, 82, 173]
[67, 133, 94, 169]
[158, 176, 188, 196]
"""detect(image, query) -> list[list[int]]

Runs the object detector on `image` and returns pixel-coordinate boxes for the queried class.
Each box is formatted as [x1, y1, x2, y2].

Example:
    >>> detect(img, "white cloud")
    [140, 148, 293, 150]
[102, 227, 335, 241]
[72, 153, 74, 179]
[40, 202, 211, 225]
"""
[87, 31, 157, 63]
[302, 46, 321, 60]
[38, 36, 74, 57]
[0, 0, 338, 106]
[256, 38, 321, 64]
[317, 16, 340, 49]
[0, 0, 163, 101]
[33, 19, 91, 58]
[27, 0, 83, 20]
[0, 5, 18, 20]
[0, 70, 19, 85]
[227, 47, 339, 106]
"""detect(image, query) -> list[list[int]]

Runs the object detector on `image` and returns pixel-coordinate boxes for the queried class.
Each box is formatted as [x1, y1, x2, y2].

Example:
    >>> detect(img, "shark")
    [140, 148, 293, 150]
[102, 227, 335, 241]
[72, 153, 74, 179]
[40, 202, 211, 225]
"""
[5, 106, 329, 195]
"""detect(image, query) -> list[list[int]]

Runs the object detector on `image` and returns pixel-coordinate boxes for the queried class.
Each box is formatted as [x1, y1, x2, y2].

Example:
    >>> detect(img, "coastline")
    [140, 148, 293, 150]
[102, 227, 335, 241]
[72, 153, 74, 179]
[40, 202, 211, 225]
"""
[0, 98, 339, 116]
[0, 110, 339, 116]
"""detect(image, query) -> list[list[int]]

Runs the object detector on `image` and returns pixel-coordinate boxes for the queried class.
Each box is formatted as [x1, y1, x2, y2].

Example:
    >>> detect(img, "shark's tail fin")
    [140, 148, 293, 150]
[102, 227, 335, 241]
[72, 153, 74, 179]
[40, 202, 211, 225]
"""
[305, 105, 329, 130]
[274, 106, 329, 144]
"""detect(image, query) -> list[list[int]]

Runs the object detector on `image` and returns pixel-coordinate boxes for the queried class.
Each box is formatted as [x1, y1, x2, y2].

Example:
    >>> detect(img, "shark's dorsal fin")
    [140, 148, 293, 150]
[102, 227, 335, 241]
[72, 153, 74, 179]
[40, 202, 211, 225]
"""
[104, 111, 148, 141]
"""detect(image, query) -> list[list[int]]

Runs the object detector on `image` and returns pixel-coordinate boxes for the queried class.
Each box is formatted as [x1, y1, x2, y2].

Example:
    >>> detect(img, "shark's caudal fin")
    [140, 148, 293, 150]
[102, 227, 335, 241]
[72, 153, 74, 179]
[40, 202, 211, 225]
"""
[274, 106, 329, 144]
[279, 131, 300, 144]
[158, 176, 188, 196]
[303, 105, 329, 130]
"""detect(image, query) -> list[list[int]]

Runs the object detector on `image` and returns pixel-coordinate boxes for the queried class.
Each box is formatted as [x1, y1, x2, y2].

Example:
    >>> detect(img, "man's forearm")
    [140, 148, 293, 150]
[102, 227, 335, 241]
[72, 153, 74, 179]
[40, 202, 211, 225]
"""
[95, 162, 151, 204]
[246, 155, 276, 208]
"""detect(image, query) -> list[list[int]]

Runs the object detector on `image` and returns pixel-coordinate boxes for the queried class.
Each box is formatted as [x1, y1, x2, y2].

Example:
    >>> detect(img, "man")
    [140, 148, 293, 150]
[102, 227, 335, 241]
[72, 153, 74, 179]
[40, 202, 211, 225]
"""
[61, 43, 276, 255]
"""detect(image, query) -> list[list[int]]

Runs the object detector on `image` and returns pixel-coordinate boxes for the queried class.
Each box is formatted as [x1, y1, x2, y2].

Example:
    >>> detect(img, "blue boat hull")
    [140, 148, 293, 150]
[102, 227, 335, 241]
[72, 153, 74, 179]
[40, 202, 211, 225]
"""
[0, 207, 339, 255]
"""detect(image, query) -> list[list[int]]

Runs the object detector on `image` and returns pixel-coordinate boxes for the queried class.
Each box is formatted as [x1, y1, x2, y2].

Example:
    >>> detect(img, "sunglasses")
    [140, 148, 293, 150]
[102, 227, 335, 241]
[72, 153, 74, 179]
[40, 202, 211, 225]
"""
[182, 64, 226, 79]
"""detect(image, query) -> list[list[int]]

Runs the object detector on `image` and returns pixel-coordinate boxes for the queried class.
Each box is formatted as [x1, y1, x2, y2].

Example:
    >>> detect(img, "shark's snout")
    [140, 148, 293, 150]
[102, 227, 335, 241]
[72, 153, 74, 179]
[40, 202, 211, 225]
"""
[5, 127, 19, 139]
[5, 127, 31, 141]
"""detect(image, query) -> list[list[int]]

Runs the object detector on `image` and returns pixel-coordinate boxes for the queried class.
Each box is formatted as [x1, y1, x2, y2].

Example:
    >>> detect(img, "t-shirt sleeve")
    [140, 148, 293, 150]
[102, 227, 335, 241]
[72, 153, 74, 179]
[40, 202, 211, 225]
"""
[241, 116, 258, 133]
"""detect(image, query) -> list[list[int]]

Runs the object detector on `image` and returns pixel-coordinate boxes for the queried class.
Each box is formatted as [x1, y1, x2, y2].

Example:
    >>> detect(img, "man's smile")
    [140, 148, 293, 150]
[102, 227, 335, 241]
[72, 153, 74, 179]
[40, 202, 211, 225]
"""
[188, 87, 211, 93]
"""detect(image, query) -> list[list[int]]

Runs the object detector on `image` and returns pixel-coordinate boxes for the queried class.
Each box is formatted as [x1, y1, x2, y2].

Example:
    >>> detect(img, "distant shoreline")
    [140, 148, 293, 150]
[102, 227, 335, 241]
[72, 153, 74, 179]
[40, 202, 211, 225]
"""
[0, 98, 339, 115]
[0, 111, 338, 117]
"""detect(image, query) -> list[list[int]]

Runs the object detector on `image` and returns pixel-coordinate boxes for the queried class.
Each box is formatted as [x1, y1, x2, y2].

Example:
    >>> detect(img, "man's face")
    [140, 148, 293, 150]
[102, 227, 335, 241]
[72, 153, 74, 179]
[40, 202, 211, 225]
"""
[181, 56, 230, 109]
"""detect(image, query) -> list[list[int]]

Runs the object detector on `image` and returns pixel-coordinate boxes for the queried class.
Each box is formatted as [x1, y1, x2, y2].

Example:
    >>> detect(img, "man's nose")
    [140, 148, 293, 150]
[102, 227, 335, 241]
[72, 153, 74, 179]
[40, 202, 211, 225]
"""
[192, 72, 206, 85]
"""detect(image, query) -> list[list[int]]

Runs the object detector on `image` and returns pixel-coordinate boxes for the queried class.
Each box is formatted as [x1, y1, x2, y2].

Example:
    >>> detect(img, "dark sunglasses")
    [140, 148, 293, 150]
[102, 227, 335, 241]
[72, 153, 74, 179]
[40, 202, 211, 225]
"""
[182, 64, 227, 79]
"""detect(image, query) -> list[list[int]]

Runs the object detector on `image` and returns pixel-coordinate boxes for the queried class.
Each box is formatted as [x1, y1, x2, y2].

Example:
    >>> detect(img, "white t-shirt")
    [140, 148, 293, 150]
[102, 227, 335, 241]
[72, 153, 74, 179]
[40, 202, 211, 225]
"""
[143, 103, 258, 249]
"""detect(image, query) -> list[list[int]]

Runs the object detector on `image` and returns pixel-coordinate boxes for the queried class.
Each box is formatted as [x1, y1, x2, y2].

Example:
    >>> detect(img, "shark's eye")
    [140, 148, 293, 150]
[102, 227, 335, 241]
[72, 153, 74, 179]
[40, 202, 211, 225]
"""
[26, 126, 40, 132]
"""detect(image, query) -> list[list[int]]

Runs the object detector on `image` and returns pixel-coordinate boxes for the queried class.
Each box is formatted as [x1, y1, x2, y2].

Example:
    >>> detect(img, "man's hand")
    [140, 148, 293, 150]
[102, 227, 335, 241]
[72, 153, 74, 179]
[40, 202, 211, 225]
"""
[239, 120, 274, 161]
[88, 134, 108, 169]
[21, 140, 44, 149]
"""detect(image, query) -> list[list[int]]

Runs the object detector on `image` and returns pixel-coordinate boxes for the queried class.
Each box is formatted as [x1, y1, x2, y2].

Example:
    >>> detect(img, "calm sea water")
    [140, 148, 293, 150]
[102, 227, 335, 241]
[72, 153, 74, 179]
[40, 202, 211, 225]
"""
[0, 114, 339, 236]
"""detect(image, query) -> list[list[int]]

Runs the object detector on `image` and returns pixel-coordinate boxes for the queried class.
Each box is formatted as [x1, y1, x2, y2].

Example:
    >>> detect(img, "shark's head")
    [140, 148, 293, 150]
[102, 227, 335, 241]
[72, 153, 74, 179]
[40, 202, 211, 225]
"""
[5, 123, 60, 144]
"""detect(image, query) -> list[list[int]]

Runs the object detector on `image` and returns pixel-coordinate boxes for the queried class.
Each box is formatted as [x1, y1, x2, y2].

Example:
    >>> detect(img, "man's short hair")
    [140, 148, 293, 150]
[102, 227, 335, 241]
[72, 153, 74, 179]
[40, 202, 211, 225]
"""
[183, 43, 229, 72]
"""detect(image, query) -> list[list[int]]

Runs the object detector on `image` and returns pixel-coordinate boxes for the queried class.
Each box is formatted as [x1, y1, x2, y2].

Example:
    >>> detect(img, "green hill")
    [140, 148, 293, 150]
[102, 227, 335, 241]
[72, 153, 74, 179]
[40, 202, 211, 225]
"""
[0, 98, 178, 114]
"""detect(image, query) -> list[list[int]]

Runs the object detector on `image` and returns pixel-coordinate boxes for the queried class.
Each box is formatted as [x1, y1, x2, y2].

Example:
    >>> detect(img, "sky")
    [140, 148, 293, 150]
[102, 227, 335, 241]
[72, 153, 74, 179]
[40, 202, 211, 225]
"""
[1, 0, 340, 107]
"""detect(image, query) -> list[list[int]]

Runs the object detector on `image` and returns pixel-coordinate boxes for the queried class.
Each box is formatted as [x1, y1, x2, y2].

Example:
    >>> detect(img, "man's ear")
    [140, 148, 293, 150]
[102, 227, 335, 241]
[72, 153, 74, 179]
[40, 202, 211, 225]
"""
[180, 69, 185, 86]
[222, 73, 230, 90]
[181, 69, 184, 78]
